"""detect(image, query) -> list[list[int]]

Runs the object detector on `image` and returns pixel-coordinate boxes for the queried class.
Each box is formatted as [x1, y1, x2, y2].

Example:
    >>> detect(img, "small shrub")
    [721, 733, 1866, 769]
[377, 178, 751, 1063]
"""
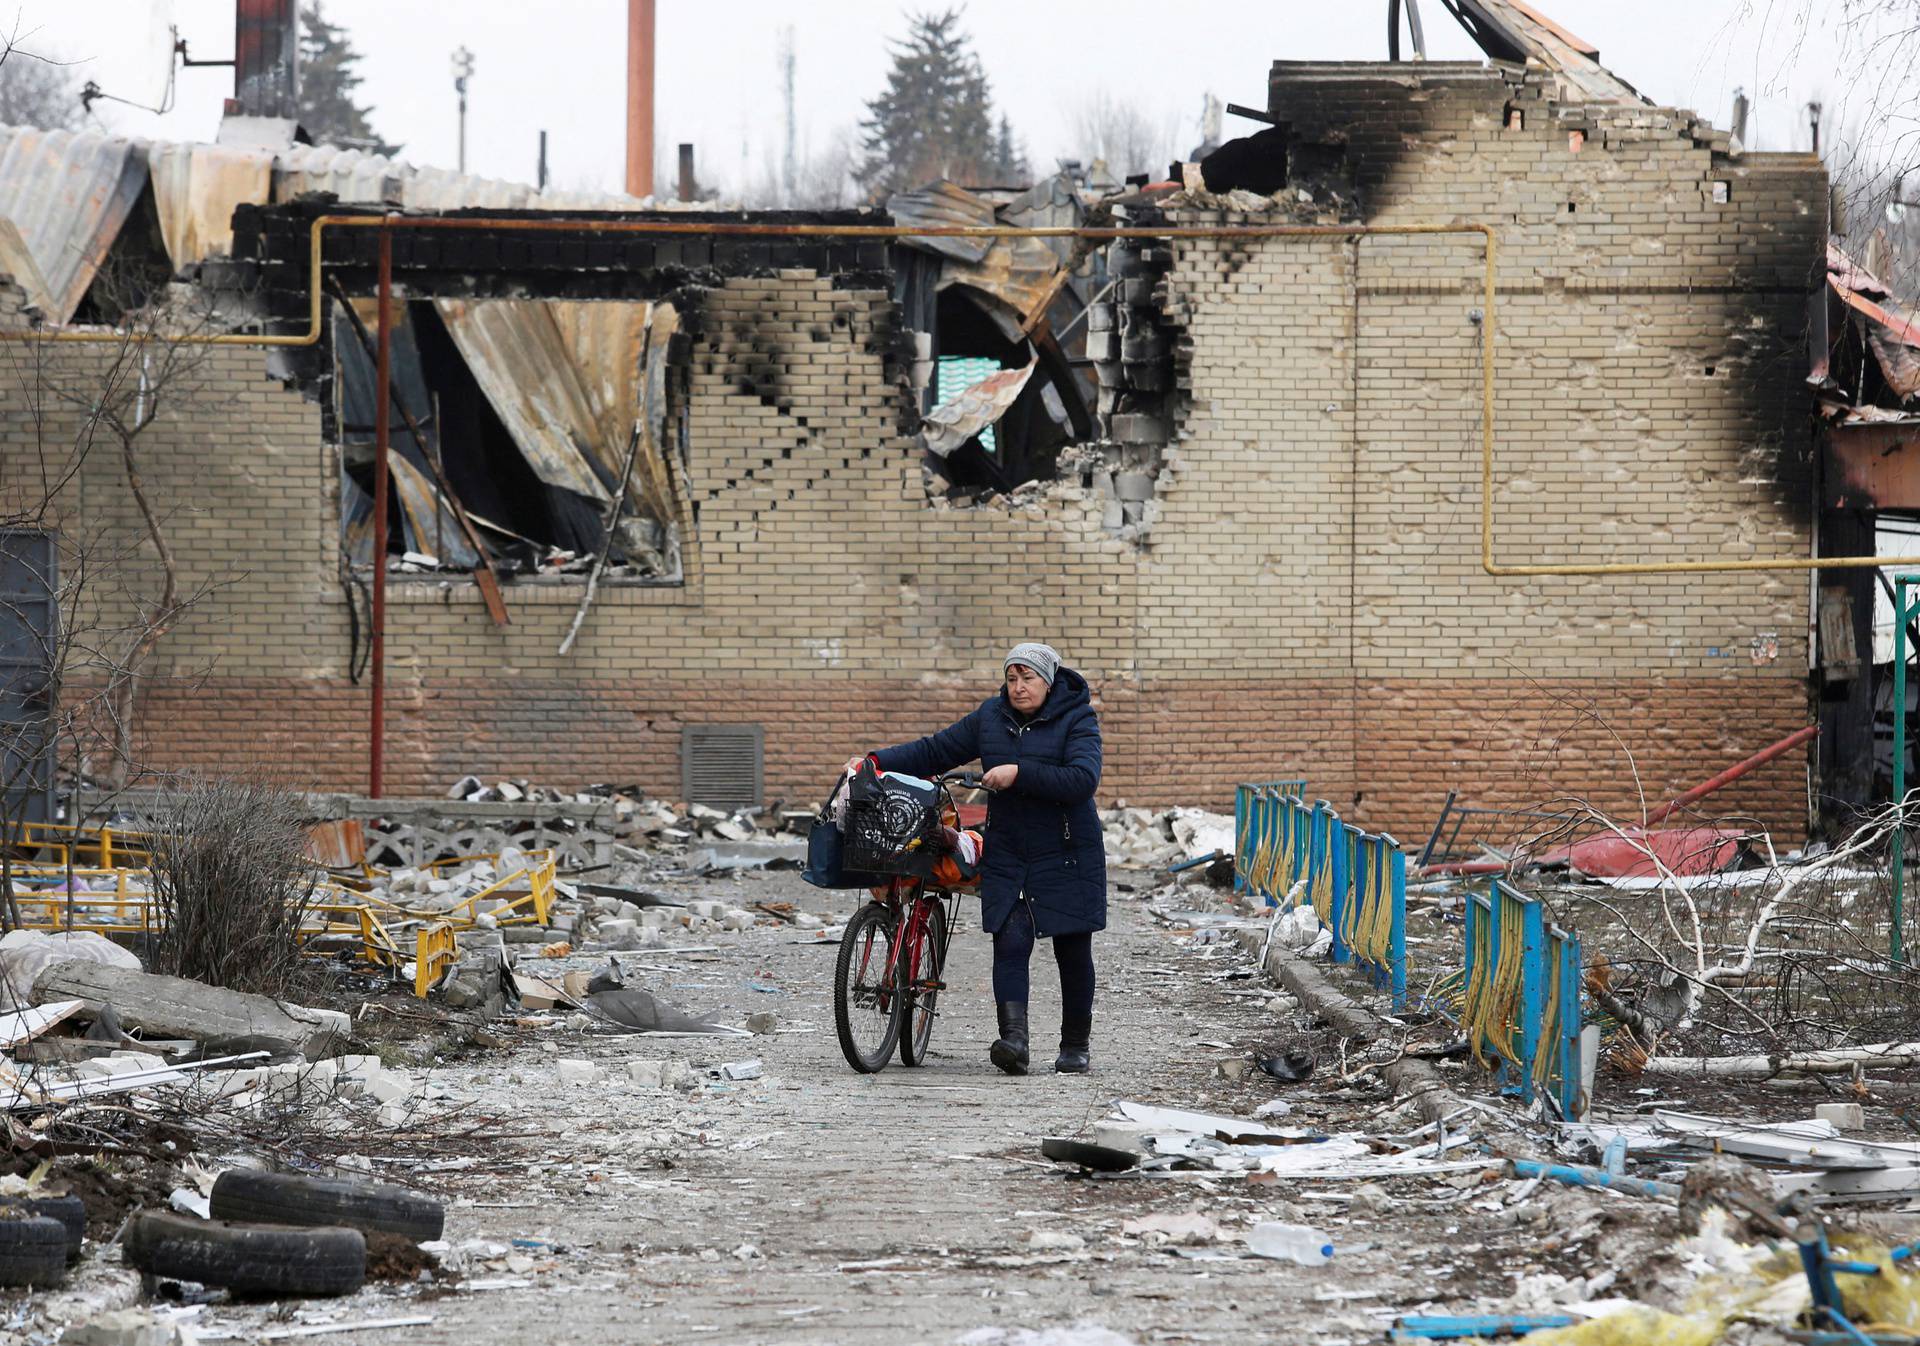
[149, 775, 317, 997]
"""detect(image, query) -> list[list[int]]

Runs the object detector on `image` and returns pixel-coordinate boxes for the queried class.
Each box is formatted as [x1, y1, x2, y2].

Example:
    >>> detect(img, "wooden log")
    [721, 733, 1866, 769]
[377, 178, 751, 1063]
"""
[30, 961, 349, 1061]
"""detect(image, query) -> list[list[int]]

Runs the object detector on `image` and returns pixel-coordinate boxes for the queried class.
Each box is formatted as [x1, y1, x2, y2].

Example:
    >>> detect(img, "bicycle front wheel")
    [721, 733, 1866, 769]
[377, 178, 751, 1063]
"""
[834, 901, 902, 1073]
[898, 898, 947, 1067]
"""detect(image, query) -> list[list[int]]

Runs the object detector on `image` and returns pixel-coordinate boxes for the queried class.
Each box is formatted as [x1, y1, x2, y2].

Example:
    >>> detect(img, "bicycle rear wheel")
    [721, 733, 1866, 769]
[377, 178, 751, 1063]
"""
[834, 901, 902, 1073]
[898, 898, 947, 1067]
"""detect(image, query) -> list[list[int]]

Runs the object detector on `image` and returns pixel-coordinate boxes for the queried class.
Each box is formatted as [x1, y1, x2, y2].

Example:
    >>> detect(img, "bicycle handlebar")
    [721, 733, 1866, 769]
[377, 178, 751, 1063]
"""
[937, 770, 987, 790]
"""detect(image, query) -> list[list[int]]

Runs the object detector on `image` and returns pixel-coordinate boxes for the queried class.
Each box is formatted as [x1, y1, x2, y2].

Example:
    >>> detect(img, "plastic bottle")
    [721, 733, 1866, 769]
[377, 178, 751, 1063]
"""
[1247, 1221, 1334, 1265]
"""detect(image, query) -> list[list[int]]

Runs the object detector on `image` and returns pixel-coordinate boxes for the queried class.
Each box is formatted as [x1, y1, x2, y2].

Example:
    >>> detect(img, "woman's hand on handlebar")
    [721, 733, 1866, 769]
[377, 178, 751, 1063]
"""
[843, 755, 868, 777]
[982, 764, 1018, 792]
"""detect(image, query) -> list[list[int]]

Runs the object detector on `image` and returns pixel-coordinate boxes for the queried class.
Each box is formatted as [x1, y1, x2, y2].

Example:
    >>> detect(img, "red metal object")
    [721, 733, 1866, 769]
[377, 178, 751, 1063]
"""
[1415, 724, 1818, 877]
[1564, 827, 1744, 879]
[370, 226, 391, 799]
[1642, 724, 1818, 825]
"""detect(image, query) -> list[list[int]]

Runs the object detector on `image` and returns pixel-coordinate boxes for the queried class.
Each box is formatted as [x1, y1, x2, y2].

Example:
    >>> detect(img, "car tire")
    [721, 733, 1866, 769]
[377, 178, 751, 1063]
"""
[0, 1195, 85, 1262]
[0, 1214, 69, 1286]
[124, 1212, 365, 1298]
[209, 1170, 444, 1242]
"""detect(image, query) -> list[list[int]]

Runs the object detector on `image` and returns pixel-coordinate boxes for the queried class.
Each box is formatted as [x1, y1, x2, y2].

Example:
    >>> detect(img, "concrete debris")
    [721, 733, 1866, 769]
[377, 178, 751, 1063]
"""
[1100, 807, 1236, 869]
[554, 1058, 597, 1084]
[957, 1326, 1139, 1346]
[1119, 1212, 1219, 1245]
[0, 932, 143, 1010]
[29, 961, 350, 1061]
[59, 1309, 196, 1346]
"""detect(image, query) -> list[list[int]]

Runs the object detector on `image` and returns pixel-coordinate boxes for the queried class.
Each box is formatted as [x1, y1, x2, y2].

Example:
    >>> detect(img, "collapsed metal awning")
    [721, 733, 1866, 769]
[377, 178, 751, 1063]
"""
[0, 128, 146, 323]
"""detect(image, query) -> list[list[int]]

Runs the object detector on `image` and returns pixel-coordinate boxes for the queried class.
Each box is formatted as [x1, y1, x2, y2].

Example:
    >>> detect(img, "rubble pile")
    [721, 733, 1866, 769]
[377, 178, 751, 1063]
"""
[1101, 806, 1236, 868]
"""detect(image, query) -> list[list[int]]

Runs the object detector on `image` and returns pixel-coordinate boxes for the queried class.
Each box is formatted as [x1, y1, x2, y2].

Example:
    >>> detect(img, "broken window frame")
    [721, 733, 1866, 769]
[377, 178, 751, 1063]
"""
[329, 295, 689, 589]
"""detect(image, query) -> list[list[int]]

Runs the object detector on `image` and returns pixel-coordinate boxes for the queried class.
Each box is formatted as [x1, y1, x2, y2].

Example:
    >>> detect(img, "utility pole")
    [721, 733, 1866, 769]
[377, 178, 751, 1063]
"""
[451, 45, 474, 173]
[780, 26, 796, 206]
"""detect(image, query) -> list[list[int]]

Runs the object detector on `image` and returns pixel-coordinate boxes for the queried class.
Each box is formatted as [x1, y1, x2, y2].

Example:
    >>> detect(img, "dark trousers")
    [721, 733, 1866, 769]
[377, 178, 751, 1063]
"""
[992, 904, 1095, 1022]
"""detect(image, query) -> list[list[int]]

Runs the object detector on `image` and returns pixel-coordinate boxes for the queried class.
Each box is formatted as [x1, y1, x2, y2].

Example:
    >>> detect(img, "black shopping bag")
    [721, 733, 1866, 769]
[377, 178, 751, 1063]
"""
[801, 774, 888, 890]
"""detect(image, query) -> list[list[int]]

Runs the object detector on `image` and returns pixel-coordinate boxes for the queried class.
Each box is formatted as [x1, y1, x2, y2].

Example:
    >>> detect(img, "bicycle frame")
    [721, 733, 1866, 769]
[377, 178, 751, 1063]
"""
[863, 876, 960, 1007]
[834, 768, 984, 1072]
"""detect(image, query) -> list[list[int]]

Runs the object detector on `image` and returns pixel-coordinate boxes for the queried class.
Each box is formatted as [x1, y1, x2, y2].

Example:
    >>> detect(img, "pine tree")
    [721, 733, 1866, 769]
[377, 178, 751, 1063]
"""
[992, 113, 1028, 184]
[297, 2, 399, 155]
[856, 9, 1009, 199]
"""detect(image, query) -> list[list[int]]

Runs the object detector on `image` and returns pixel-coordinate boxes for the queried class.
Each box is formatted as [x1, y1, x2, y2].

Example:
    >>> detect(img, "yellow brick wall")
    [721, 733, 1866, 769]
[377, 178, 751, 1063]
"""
[0, 64, 1827, 833]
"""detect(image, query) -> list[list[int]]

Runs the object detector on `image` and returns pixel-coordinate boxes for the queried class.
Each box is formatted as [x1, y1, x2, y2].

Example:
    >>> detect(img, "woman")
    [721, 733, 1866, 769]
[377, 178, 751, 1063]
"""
[848, 642, 1107, 1075]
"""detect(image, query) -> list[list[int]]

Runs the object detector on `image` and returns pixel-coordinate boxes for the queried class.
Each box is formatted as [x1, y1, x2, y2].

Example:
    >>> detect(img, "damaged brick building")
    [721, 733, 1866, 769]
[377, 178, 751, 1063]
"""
[0, 1, 1830, 838]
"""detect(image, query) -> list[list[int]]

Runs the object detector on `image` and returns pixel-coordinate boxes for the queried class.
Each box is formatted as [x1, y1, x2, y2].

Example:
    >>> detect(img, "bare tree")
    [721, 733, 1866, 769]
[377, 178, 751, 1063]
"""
[0, 15, 82, 131]
[0, 263, 235, 935]
[725, 126, 859, 209]
[1068, 91, 1185, 183]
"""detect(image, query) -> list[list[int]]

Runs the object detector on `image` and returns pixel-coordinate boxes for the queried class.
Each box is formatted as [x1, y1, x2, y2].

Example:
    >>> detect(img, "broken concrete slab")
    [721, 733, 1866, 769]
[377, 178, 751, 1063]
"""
[29, 961, 350, 1061]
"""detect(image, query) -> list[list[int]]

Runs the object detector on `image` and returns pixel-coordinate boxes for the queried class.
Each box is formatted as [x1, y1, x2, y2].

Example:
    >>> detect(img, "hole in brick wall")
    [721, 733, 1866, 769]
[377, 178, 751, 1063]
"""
[1706, 365, 1717, 376]
[1504, 103, 1524, 132]
[1568, 130, 1586, 152]
[1567, 201, 1578, 213]
[920, 286, 1088, 501]
[1711, 180, 1732, 203]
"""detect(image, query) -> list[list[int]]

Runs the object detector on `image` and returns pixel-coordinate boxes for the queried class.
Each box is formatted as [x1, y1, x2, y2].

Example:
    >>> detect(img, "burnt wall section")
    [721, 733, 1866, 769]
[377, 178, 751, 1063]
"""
[224, 203, 894, 335]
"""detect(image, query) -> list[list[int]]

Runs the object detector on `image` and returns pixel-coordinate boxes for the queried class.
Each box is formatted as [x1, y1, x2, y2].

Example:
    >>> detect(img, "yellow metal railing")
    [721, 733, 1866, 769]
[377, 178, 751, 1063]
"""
[1, 849, 556, 996]
[5, 822, 156, 870]
[414, 922, 459, 998]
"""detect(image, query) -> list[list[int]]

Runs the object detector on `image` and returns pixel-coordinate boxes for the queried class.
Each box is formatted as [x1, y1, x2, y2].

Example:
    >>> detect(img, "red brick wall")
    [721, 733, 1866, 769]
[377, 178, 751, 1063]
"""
[129, 673, 1809, 841]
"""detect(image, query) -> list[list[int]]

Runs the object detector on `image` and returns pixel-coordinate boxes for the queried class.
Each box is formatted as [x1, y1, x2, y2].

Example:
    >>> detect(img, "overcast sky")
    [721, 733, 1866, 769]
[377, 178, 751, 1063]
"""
[4, 1, 1894, 197]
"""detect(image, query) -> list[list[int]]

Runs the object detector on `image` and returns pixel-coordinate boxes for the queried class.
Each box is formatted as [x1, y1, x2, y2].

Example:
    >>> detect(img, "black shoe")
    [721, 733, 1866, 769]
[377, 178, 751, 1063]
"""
[989, 1000, 1029, 1076]
[1055, 1012, 1091, 1074]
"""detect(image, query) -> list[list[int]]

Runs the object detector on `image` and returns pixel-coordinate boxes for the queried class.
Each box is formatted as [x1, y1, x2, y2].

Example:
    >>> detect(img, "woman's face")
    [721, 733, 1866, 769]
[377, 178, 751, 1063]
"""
[1005, 663, 1048, 714]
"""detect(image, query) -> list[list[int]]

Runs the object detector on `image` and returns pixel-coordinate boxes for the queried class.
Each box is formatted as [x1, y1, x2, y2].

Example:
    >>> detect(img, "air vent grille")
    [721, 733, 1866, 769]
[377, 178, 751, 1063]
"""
[681, 724, 764, 810]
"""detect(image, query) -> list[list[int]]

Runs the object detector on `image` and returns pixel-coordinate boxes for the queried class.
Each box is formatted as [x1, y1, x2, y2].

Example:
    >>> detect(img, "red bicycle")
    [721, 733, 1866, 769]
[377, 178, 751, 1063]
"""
[833, 770, 983, 1073]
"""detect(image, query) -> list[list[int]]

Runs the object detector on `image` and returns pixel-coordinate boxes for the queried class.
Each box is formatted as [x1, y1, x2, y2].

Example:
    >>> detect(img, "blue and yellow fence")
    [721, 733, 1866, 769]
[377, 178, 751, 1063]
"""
[1461, 878, 1587, 1118]
[1235, 789, 1408, 1011]
[1234, 780, 1308, 897]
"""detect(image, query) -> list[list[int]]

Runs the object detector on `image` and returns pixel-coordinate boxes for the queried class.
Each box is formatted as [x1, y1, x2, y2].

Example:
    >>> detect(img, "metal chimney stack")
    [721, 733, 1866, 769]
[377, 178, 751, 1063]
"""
[626, 0, 656, 199]
[233, 0, 299, 120]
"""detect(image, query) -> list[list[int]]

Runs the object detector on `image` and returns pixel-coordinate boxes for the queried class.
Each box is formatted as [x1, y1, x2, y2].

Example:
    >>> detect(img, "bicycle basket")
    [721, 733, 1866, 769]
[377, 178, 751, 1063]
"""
[843, 766, 941, 878]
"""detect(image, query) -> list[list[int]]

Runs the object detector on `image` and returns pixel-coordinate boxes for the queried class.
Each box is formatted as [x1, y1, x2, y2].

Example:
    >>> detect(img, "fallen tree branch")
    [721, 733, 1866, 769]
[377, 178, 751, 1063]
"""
[1642, 1041, 1920, 1078]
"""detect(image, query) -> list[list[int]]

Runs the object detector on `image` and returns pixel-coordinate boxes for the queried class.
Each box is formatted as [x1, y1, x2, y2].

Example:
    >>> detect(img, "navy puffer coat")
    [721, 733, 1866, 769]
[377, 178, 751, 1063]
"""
[872, 667, 1107, 937]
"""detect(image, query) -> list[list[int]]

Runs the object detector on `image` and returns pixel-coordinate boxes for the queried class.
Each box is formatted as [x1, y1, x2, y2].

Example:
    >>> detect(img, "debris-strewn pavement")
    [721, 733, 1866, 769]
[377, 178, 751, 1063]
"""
[12, 826, 1920, 1346]
[6, 866, 1583, 1346]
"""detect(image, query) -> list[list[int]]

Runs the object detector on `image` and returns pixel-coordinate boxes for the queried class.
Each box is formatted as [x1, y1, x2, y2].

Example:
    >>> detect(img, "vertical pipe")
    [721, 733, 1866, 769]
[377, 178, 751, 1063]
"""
[1896, 578, 1909, 966]
[677, 143, 695, 202]
[370, 227, 391, 800]
[458, 89, 468, 174]
[538, 130, 549, 191]
[626, 0, 656, 199]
